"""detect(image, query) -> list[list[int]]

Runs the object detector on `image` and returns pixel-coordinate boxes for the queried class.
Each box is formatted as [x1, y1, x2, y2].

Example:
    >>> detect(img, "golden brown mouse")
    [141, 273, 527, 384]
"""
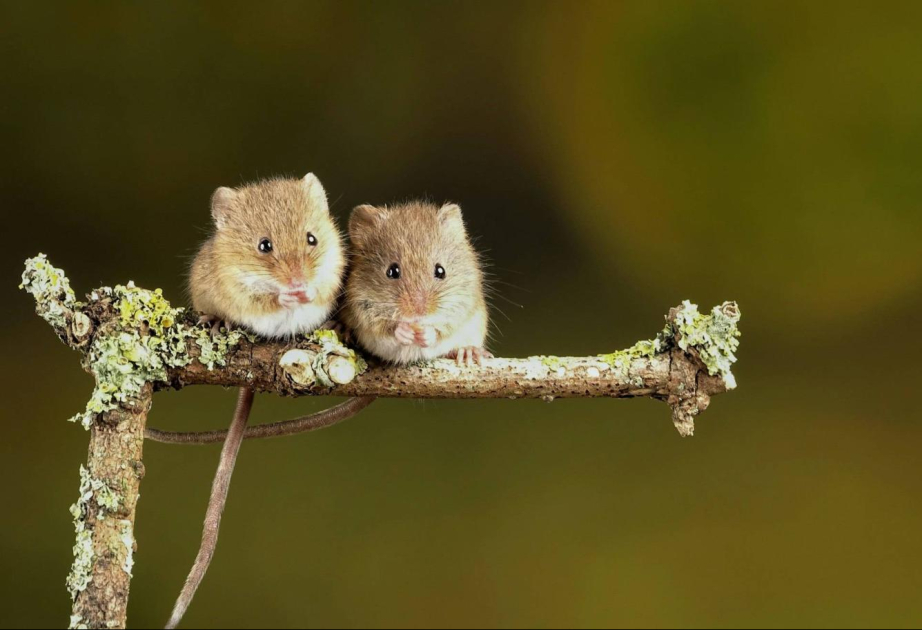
[165, 174, 371, 629]
[342, 201, 491, 365]
[188, 174, 345, 337]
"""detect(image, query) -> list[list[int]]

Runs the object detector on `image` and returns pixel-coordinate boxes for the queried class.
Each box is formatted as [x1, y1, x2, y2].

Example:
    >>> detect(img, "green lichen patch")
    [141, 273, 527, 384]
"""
[66, 466, 127, 599]
[673, 300, 741, 383]
[598, 323, 671, 375]
[540, 356, 563, 372]
[75, 465, 120, 515]
[20, 254, 80, 331]
[192, 326, 247, 370]
[67, 466, 100, 599]
[68, 281, 247, 428]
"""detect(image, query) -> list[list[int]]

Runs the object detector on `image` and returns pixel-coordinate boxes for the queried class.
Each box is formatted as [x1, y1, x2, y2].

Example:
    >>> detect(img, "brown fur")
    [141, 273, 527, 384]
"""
[189, 175, 345, 329]
[342, 201, 488, 362]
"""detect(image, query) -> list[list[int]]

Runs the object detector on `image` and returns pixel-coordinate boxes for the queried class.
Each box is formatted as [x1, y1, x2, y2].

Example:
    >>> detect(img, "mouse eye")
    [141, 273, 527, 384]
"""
[307, 232, 317, 247]
[386, 263, 401, 280]
[434, 264, 446, 280]
[257, 238, 273, 254]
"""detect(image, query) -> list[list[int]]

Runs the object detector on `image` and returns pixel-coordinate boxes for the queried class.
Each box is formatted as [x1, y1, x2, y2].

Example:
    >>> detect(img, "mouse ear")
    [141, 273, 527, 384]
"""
[211, 187, 237, 230]
[302, 173, 329, 214]
[349, 204, 385, 249]
[438, 203, 467, 238]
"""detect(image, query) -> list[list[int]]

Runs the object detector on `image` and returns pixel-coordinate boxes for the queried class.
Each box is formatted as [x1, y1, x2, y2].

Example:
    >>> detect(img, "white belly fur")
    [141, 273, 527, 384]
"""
[239, 302, 332, 339]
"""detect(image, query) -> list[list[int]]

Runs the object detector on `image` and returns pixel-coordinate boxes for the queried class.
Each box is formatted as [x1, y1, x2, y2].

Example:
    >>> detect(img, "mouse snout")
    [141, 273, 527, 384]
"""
[400, 290, 430, 319]
[279, 274, 317, 306]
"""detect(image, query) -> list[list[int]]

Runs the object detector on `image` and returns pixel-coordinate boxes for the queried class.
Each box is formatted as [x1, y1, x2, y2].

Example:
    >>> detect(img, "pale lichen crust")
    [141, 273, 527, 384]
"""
[673, 300, 741, 387]
[66, 466, 135, 601]
[536, 301, 741, 389]
[20, 256, 252, 429]
[20, 253, 79, 331]
[71, 283, 245, 428]
[66, 465, 118, 599]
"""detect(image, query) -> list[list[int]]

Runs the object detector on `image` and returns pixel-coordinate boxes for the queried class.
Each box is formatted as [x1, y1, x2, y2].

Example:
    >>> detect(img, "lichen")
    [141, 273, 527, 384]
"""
[119, 520, 134, 577]
[20, 254, 80, 331]
[69, 614, 88, 630]
[673, 300, 741, 384]
[68, 466, 99, 599]
[20, 257, 251, 429]
[598, 321, 672, 374]
[193, 326, 246, 370]
[76, 465, 120, 515]
[524, 360, 550, 380]
[67, 281, 246, 428]
[66, 466, 126, 599]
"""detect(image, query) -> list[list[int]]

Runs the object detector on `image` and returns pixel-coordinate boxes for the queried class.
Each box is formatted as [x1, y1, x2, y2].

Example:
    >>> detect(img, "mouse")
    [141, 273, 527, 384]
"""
[342, 200, 491, 366]
[165, 174, 370, 629]
[188, 173, 345, 337]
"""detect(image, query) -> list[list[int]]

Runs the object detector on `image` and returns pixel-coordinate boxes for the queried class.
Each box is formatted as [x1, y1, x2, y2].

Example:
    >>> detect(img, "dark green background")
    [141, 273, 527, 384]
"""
[3, 2, 921, 628]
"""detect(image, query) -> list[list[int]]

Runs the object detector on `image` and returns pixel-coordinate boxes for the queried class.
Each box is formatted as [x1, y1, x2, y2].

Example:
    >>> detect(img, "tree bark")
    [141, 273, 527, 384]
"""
[68, 386, 148, 629]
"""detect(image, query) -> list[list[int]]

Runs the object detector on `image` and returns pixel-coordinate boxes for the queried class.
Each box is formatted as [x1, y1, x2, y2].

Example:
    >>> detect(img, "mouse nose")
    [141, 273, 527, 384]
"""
[403, 291, 429, 318]
[282, 278, 315, 304]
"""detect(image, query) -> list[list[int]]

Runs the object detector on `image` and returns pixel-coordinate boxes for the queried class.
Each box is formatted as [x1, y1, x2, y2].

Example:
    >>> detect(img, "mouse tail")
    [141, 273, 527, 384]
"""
[146, 396, 375, 445]
[165, 386, 254, 629]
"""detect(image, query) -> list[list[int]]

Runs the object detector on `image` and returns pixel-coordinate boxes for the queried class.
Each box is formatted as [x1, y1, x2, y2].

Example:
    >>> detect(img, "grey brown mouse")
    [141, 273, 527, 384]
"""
[342, 201, 491, 365]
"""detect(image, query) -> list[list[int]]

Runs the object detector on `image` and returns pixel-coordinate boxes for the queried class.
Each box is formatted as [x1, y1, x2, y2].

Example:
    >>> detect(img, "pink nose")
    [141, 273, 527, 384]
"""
[410, 293, 427, 316]
[283, 282, 313, 304]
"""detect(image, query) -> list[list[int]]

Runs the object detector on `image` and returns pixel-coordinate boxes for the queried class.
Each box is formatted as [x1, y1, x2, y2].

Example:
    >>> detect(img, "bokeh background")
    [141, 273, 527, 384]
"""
[2, 2, 921, 627]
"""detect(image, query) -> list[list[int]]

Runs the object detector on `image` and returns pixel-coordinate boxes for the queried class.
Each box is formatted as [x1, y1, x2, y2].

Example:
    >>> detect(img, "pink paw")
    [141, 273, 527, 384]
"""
[415, 325, 438, 348]
[395, 322, 416, 346]
[446, 346, 493, 366]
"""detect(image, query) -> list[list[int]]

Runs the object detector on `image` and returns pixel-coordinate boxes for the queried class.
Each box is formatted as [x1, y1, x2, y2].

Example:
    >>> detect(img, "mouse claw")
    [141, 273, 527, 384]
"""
[198, 314, 232, 338]
[446, 346, 492, 367]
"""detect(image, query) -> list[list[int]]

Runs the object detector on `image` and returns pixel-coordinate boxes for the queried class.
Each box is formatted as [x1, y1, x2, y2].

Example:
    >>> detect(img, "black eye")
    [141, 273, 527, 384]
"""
[307, 232, 317, 246]
[386, 263, 401, 279]
[258, 238, 273, 254]
[434, 264, 446, 279]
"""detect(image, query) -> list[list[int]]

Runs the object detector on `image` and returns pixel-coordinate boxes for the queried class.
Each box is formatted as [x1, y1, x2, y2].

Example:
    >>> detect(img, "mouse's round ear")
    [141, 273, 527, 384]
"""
[349, 204, 385, 249]
[211, 187, 237, 230]
[302, 173, 329, 214]
[437, 203, 467, 238]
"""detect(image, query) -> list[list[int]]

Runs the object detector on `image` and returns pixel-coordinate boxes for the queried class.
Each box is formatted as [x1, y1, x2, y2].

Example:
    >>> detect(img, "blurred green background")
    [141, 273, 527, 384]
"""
[3, 2, 921, 628]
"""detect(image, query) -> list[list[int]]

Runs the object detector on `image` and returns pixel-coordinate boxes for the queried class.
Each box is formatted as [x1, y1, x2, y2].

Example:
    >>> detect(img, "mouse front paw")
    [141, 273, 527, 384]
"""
[446, 346, 493, 366]
[414, 325, 438, 348]
[395, 322, 416, 346]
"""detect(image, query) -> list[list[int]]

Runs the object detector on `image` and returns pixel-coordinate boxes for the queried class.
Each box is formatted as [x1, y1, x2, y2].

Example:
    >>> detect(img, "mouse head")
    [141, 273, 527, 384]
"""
[347, 201, 483, 331]
[210, 174, 345, 310]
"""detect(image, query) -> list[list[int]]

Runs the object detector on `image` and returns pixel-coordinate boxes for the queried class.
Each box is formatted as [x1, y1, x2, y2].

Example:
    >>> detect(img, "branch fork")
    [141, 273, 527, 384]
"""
[20, 254, 741, 629]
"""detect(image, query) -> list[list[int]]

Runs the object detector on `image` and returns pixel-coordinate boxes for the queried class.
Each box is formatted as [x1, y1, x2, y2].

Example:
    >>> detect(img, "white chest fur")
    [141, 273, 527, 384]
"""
[239, 302, 332, 339]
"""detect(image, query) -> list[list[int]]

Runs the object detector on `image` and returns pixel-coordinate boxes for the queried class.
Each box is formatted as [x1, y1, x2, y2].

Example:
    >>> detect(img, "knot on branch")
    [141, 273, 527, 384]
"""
[279, 330, 367, 388]
[661, 300, 741, 436]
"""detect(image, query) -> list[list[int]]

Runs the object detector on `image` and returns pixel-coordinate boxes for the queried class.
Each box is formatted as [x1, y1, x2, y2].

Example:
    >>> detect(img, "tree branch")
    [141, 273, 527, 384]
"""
[20, 253, 741, 629]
